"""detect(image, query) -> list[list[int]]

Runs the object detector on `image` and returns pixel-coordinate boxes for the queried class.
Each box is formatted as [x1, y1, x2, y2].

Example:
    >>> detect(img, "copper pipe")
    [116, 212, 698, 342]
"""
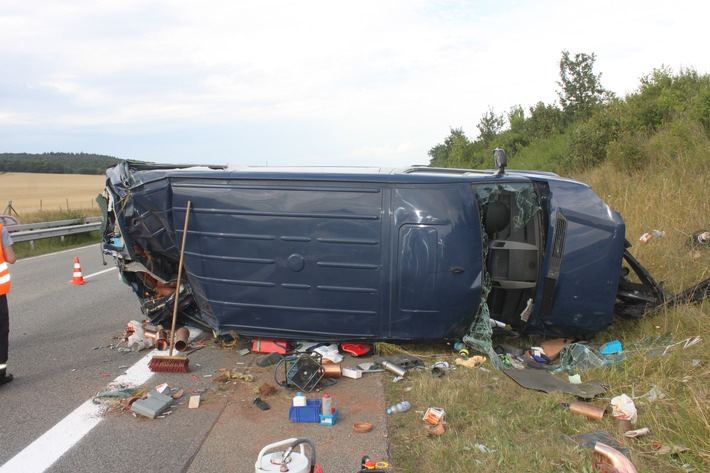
[320, 363, 342, 379]
[569, 401, 606, 421]
[155, 329, 168, 351]
[144, 329, 158, 340]
[594, 442, 638, 473]
[174, 326, 190, 352]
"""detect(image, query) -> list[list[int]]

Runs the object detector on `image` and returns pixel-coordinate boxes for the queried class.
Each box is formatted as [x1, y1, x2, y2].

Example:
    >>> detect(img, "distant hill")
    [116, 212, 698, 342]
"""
[0, 152, 122, 175]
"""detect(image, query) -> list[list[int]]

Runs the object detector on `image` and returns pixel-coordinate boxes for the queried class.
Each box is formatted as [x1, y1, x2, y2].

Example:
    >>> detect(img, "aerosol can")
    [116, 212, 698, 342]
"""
[255, 438, 322, 473]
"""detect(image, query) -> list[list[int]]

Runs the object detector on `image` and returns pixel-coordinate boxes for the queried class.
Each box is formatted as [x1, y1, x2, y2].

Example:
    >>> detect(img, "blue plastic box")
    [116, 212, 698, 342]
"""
[289, 399, 322, 423]
[319, 409, 339, 426]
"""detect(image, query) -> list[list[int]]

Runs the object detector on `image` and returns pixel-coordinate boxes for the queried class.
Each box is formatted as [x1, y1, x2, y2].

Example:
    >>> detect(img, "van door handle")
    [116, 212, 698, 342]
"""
[449, 266, 465, 274]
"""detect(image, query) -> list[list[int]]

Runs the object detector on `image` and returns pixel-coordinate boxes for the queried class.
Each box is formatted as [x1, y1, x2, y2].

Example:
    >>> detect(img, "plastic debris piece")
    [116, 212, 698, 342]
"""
[634, 385, 665, 403]
[559, 343, 606, 372]
[624, 427, 650, 438]
[313, 344, 343, 363]
[610, 394, 638, 424]
[600, 340, 622, 354]
[568, 374, 582, 384]
[353, 422, 373, 433]
[422, 407, 446, 425]
[454, 356, 487, 368]
[188, 395, 200, 409]
[357, 362, 383, 372]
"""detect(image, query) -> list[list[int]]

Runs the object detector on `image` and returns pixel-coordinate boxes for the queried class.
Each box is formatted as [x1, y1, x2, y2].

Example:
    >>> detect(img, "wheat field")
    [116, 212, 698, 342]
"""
[0, 172, 105, 215]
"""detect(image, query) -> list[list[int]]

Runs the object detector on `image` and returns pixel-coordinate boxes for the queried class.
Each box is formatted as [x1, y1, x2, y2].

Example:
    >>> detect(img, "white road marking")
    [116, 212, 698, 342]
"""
[0, 327, 203, 472]
[81, 266, 116, 280]
[0, 352, 155, 472]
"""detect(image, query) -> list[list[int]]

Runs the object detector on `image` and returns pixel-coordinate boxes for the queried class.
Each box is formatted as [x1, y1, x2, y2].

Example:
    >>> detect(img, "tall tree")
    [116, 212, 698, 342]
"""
[556, 50, 608, 120]
[476, 107, 505, 143]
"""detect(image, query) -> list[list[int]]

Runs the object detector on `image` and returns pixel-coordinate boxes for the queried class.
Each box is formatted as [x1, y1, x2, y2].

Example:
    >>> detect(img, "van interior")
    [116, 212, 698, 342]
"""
[473, 183, 543, 332]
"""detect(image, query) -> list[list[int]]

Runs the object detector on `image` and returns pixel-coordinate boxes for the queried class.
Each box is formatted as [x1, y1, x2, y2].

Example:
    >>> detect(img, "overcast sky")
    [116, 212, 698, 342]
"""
[1, 0, 707, 168]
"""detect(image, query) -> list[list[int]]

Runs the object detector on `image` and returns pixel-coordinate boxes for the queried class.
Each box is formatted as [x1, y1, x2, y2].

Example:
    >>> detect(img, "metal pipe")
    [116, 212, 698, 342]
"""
[320, 363, 342, 379]
[174, 326, 190, 352]
[380, 360, 406, 377]
[569, 401, 606, 421]
[155, 330, 168, 350]
[594, 442, 638, 473]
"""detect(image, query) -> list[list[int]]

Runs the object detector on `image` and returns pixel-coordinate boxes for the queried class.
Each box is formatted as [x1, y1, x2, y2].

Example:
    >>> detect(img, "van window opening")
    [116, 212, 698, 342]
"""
[463, 183, 542, 366]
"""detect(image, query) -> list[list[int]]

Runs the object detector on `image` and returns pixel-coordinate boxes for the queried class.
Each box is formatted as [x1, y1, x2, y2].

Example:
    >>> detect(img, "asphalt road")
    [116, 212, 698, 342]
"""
[0, 244, 390, 473]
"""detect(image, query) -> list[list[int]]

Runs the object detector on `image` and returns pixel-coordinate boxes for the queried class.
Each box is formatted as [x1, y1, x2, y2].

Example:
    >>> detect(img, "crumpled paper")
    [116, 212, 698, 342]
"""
[314, 343, 343, 363]
[610, 393, 638, 424]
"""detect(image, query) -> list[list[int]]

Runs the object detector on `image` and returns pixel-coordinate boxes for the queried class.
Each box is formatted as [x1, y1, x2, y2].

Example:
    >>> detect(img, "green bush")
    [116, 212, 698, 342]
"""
[607, 131, 648, 172]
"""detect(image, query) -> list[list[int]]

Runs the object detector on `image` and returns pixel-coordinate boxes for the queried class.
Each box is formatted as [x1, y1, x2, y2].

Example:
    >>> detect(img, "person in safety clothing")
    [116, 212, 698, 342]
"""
[0, 223, 17, 386]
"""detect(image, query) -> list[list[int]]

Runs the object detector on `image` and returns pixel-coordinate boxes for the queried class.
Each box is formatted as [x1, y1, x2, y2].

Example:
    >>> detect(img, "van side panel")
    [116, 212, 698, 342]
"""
[389, 184, 483, 340]
[174, 180, 387, 340]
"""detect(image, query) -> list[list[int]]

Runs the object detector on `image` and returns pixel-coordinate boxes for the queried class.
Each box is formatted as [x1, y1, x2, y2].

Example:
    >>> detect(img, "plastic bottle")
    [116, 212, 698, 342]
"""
[293, 392, 307, 407]
[387, 401, 411, 414]
[321, 393, 332, 415]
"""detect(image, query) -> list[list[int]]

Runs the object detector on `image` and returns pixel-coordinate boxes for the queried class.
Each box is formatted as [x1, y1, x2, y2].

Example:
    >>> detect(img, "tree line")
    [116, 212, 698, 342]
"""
[428, 50, 710, 174]
[0, 152, 121, 175]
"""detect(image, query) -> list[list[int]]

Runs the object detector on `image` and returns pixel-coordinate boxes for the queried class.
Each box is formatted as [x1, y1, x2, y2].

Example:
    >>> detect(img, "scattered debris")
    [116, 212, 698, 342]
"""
[649, 444, 690, 455]
[258, 383, 278, 397]
[568, 401, 606, 421]
[540, 338, 574, 360]
[131, 391, 174, 419]
[633, 385, 665, 403]
[624, 427, 650, 438]
[594, 441, 638, 473]
[422, 407, 446, 425]
[313, 344, 343, 363]
[188, 395, 200, 409]
[431, 361, 449, 377]
[251, 338, 292, 354]
[687, 229, 709, 248]
[454, 356, 486, 368]
[353, 422, 373, 433]
[215, 369, 254, 383]
[342, 367, 363, 379]
[504, 369, 606, 399]
[357, 362, 384, 372]
[253, 397, 270, 411]
[639, 229, 665, 243]
[600, 340, 622, 355]
[610, 394, 638, 424]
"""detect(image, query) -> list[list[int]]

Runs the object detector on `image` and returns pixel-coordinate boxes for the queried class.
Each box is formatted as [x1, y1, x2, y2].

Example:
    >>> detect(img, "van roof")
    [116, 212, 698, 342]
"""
[124, 160, 558, 184]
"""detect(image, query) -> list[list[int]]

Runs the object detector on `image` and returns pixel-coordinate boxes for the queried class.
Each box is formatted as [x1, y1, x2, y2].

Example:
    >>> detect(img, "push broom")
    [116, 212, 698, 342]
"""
[149, 201, 192, 373]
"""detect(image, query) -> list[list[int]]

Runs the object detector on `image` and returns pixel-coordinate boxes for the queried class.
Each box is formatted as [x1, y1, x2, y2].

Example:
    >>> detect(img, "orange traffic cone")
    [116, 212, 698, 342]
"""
[70, 256, 86, 285]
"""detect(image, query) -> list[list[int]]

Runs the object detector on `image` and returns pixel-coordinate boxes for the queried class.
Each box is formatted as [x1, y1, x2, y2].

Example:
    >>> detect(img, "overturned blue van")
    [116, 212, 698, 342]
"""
[99, 159, 663, 343]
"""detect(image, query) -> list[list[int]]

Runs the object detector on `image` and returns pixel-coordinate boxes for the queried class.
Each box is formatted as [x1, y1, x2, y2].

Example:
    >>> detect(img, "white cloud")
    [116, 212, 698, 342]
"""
[1, 0, 708, 165]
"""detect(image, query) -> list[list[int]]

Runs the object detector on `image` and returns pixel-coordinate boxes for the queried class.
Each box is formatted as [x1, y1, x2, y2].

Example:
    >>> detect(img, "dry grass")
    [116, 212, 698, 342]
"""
[387, 152, 709, 472]
[0, 172, 104, 216]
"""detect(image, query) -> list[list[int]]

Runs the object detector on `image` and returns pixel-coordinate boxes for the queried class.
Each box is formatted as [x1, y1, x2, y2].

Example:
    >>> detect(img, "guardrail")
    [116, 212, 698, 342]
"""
[9, 217, 103, 247]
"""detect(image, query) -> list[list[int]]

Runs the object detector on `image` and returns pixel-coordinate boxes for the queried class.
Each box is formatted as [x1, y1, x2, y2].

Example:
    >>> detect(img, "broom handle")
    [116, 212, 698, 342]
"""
[169, 201, 191, 357]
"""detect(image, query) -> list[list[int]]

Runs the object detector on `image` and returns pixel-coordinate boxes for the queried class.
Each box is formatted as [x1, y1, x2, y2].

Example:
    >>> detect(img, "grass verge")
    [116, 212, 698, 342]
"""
[10, 208, 103, 259]
[386, 156, 709, 472]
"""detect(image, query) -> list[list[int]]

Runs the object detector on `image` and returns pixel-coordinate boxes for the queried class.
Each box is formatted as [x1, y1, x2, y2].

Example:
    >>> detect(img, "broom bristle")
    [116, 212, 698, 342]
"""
[149, 356, 190, 373]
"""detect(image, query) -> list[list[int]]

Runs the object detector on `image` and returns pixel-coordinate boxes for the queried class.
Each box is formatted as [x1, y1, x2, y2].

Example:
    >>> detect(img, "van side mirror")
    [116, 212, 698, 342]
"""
[493, 148, 507, 176]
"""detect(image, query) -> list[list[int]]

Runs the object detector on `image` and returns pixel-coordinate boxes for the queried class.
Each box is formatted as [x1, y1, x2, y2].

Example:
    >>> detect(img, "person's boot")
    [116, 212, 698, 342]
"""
[0, 365, 13, 385]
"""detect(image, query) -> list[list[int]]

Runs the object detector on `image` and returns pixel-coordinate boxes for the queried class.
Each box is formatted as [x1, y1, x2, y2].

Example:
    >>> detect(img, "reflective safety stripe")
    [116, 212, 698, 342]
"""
[0, 224, 9, 295]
